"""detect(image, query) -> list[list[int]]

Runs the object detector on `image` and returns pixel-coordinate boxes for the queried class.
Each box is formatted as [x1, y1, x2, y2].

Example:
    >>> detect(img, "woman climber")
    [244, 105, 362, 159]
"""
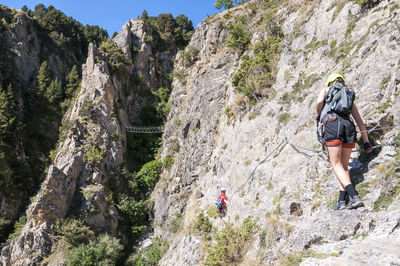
[316, 73, 372, 210]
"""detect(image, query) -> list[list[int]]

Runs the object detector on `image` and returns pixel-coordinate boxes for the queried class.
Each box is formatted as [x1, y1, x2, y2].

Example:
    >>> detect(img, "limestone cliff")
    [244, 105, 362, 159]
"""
[152, 0, 400, 264]
[1, 1, 400, 265]
[0, 17, 176, 264]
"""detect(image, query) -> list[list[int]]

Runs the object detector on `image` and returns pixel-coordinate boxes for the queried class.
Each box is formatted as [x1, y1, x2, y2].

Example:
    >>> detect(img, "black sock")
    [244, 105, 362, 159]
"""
[338, 190, 346, 202]
[344, 184, 357, 198]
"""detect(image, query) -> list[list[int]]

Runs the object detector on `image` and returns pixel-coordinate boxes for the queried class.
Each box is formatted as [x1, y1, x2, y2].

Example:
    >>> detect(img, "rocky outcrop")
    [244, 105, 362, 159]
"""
[0, 42, 123, 265]
[152, 0, 400, 264]
[2, 10, 81, 84]
[1, 1, 399, 264]
[0, 16, 176, 264]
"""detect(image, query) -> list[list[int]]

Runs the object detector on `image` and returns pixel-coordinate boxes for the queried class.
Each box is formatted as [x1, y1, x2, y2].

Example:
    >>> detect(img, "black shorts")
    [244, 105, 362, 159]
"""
[323, 116, 356, 148]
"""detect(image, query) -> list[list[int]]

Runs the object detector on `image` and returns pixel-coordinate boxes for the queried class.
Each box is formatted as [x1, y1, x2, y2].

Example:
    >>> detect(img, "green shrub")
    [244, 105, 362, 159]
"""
[379, 76, 390, 90]
[305, 37, 324, 51]
[132, 237, 169, 266]
[54, 219, 95, 247]
[374, 178, 400, 211]
[232, 37, 281, 101]
[287, 73, 318, 103]
[226, 16, 251, 53]
[66, 234, 123, 266]
[163, 154, 174, 170]
[278, 113, 291, 125]
[195, 211, 212, 234]
[170, 139, 180, 153]
[173, 70, 186, 83]
[119, 198, 147, 238]
[224, 106, 235, 119]
[84, 146, 106, 165]
[99, 39, 126, 73]
[330, 39, 337, 49]
[1, 18, 8, 27]
[153, 87, 171, 120]
[206, 216, 257, 265]
[256, 3, 283, 36]
[330, 1, 348, 22]
[352, 232, 368, 239]
[379, 99, 391, 113]
[136, 160, 162, 193]
[79, 98, 96, 117]
[49, 119, 73, 161]
[214, 0, 248, 9]
[207, 205, 219, 219]
[7, 216, 27, 242]
[181, 46, 200, 67]
[356, 182, 371, 199]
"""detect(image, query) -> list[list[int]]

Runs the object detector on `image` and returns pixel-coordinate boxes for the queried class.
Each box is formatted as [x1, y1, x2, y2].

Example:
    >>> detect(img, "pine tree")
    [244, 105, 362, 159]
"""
[141, 10, 149, 21]
[37, 61, 51, 94]
[65, 65, 80, 98]
[0, 84, 16, 138]
[46, 77, 62, 104]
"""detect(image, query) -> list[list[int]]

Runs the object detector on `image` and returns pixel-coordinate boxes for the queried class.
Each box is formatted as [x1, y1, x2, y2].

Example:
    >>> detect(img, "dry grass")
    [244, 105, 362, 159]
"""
[41, 238, 68, 265]
[263, 215, 293, 247]
[295, 0, 320, 27]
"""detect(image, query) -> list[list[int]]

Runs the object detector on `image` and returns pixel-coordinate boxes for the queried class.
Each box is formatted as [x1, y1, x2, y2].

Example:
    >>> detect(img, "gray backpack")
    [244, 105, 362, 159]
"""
[319, 83, 355, 124]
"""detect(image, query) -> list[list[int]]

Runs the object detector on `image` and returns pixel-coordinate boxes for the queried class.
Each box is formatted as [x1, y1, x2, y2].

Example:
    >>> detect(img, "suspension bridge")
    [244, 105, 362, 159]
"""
[126, 126, 163, 133]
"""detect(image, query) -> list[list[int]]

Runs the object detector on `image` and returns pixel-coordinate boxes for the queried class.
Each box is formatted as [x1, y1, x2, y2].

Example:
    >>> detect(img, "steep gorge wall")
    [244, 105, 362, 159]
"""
[0, 8, 87, 228]
[153, 0, 400, 264]
[0, 18, 176, 265]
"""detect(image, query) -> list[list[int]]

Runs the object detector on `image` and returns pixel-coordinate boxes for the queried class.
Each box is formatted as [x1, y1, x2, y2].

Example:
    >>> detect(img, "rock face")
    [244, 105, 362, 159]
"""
[152, 0, 400, 265]
[1, 1, 400, 264]
[0, 42, 122, 265]
[0, 17, 175, 265]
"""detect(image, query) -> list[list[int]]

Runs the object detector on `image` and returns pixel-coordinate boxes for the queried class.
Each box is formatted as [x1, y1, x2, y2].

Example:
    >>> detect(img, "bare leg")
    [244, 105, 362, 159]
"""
[341, 147, 352, 172]
[328, 145, 363, 209]
[340, 147, 353, 190]
[326, 145, 352, 188]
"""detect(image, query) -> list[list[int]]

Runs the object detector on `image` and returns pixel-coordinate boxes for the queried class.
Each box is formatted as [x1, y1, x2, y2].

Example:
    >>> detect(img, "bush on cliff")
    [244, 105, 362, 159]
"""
[66, 234, 123, 266]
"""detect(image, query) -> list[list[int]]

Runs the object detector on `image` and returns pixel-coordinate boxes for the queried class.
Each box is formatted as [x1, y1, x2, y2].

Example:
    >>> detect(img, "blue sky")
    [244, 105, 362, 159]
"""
[1, 0, 220, 35]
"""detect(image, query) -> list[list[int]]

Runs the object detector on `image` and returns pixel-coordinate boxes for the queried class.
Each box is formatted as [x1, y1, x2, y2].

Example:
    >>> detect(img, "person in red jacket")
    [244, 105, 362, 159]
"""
[217, 188, 228, 217]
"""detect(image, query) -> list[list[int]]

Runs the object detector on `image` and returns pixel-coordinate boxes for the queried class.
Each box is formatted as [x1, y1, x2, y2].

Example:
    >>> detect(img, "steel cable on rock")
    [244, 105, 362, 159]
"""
[359, 124, 400, 134]
[237, 139, 287, 192]
[238, 124, 400, 191]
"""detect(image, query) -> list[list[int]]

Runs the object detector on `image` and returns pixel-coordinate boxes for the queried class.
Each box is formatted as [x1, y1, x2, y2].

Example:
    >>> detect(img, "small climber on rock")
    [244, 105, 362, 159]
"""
[316, 73, 372, 210]
[216, 187, 228, 217]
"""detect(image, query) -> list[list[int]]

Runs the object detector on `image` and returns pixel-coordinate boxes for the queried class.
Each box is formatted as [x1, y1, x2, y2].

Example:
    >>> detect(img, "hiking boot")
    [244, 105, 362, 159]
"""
[346, 196, 364, 210]
[334, 200, 347, 210]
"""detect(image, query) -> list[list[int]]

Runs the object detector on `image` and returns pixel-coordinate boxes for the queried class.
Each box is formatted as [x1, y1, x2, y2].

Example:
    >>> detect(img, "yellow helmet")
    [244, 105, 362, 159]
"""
[326, 73, 344, 87]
